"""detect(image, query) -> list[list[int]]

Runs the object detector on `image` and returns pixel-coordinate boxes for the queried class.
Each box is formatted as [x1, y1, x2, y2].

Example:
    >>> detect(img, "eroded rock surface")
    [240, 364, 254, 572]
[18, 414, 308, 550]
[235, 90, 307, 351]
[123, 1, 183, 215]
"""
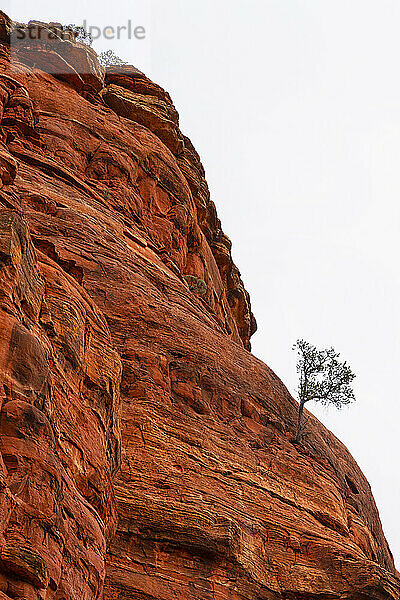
[0, 13, 398, 600]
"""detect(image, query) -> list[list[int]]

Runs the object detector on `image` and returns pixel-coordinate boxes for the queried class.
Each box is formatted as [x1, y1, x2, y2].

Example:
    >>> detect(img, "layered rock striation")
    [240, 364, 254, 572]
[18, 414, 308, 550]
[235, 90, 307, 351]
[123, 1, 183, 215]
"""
[0, 11, 398, 600]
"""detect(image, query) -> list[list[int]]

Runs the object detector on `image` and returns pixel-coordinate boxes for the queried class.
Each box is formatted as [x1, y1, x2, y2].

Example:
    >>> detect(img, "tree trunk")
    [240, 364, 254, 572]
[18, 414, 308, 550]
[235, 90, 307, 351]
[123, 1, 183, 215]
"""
[295, 400, 306, 443]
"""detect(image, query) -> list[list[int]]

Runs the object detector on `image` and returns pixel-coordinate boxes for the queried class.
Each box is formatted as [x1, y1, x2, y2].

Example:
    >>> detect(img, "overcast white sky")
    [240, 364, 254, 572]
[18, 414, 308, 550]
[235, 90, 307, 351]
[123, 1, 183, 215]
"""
[8, 0, 400, 566]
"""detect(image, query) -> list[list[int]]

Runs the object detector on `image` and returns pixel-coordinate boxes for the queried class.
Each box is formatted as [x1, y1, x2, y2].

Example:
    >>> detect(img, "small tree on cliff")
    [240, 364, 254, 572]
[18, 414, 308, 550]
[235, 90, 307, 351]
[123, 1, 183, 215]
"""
[64, 24, 93, 45]
[293, 339, 356, 443]
[98, 50, 127, 67]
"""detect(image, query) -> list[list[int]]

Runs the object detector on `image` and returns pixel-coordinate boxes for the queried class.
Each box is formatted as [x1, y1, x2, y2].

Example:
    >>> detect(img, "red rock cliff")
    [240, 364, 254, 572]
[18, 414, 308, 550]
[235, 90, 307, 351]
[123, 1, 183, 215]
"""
[0, 12, 398, 600]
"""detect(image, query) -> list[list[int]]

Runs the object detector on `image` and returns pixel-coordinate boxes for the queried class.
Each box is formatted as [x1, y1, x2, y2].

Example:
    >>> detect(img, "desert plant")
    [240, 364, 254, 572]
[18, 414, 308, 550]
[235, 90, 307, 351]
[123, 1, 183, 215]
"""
[98, 49, 127, 67]
[293, 339, 356, 443]
[63, 24, 93, 45]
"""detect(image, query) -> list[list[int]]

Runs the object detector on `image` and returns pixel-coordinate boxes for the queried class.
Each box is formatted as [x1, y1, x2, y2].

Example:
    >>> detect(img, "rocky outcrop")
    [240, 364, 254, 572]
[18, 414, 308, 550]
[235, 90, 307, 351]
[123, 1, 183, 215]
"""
[0, 12, 398, 600]
[102, 65, 257, 350]
[7, 16, 105, 96]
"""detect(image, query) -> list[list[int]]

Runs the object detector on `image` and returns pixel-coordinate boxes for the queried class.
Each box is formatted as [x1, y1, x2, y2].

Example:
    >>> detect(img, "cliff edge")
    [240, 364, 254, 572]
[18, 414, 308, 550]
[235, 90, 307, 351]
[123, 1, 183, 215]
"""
[0, 12, 398, 600]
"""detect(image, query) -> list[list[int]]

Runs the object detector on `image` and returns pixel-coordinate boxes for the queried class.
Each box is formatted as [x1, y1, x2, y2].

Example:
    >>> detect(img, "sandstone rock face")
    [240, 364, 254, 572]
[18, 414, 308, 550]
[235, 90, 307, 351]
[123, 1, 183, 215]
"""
[0, 15, 398, 600]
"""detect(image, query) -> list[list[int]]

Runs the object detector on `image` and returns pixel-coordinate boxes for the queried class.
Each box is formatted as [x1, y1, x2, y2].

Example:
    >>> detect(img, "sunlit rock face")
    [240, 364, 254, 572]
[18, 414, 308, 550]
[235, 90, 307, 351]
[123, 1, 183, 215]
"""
[0, 11, 398, 600]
